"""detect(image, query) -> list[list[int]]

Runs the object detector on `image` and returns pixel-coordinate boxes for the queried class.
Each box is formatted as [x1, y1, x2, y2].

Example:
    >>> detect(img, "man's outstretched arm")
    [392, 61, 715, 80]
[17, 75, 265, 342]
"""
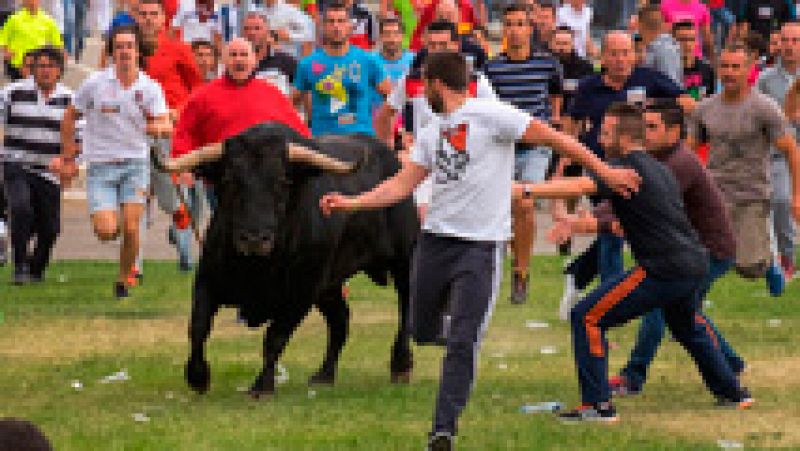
[320, 162, 429, 215]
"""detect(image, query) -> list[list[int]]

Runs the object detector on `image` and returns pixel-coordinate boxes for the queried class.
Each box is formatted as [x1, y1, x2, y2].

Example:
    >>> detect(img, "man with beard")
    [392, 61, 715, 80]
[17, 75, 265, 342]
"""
[242, 11, 297, 95]
[294, 3, 392, 136]
[53, 25, 170, 298]
[320, 52, 641, 451]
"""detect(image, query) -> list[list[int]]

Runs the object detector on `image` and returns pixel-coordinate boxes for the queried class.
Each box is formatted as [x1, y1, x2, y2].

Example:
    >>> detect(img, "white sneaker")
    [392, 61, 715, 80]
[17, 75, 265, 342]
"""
[559, 274, 581, 321]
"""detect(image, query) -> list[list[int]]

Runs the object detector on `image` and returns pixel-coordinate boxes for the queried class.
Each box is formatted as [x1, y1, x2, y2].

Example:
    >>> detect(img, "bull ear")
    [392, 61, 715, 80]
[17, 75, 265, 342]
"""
[151, 142, 224, 173]
[287, 143, 361, 174]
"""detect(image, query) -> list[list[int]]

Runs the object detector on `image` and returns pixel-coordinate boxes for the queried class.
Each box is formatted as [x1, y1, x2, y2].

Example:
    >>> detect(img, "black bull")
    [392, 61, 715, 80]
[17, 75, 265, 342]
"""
[181, 123, 419, 397]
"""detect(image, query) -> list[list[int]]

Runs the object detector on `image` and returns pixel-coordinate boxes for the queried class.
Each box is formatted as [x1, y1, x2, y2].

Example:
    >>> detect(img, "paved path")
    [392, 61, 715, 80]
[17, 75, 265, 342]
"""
[52, 198, 591, 261]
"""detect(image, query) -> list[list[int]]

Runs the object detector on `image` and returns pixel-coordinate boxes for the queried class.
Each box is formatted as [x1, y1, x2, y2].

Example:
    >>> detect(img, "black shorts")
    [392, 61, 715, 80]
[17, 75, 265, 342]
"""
[409, 232, 503, 345]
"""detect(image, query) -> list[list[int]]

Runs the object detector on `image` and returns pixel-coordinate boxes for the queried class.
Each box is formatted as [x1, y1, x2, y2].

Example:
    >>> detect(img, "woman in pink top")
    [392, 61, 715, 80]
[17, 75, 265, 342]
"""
[660, 0, 715, 62]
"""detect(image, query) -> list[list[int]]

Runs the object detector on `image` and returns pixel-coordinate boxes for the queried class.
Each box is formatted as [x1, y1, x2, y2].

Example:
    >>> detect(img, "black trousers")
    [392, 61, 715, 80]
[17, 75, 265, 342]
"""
[3, 164, 61, 276]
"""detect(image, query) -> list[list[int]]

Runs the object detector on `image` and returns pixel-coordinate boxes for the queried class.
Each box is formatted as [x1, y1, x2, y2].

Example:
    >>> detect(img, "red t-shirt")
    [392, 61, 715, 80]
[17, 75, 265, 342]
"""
[145, 32, 204, 109]
[172, 76, 311, 157]
[409, 0, 476, 51]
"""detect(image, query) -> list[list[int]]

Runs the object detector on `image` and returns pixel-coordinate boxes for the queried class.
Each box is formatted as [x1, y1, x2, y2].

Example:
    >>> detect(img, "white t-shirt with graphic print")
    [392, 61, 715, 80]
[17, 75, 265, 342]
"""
[410, 98, 532, 242]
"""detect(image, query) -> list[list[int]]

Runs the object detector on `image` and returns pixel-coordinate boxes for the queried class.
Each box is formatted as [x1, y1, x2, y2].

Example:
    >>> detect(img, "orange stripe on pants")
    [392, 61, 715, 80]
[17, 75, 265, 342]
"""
[585, 267, 647, 357]
[695, 313, 719, 349]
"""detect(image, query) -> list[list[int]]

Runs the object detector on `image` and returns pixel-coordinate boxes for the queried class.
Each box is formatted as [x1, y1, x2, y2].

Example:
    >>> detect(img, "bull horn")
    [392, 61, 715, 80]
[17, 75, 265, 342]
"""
[287, 143, 358, 174]
[151, 142, 224, 173]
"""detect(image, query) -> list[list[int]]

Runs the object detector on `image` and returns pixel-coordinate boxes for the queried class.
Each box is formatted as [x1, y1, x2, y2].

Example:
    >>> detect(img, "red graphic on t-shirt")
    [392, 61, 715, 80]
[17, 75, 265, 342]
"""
[442, 123, 468, 152]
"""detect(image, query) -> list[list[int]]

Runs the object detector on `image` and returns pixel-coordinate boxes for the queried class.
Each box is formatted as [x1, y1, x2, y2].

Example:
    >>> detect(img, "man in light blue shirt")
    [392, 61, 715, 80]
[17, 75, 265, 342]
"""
[294, 3, 392, 136]
[372, 16, 414, 111]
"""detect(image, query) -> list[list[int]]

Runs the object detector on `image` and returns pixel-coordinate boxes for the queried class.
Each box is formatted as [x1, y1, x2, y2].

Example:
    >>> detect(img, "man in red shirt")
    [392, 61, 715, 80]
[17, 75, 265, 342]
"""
[137, 0, 204, 271]
[173, 37, 310, 157]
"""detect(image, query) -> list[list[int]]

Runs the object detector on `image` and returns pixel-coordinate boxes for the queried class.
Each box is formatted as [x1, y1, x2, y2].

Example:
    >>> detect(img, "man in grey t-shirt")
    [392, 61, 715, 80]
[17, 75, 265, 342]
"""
[320, 52, 640, 450]
[687, 45, 800, 291]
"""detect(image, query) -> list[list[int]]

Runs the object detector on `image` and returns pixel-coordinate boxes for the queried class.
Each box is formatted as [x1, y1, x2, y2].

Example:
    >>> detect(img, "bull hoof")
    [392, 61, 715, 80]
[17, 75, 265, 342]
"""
[185, 359, 211, 394]
[308, 371, 335, 386]
[390, 370, 412, 384]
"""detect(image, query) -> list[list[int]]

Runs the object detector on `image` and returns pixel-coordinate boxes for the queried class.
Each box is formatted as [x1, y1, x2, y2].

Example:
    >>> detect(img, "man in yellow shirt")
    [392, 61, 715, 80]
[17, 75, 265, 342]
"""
[0, 0, 63, 79]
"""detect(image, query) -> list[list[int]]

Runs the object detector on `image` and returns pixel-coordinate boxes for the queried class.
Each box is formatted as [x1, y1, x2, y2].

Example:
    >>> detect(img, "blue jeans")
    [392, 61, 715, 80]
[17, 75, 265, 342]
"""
[620, 256, 745, 391]
[571, 266, 742, 404]
[63, 0, 88, 58]
[598, 233, 624, 282]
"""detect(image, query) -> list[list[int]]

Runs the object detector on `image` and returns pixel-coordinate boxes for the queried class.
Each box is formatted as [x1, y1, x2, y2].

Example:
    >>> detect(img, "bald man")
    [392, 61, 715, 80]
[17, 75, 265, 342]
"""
[172, 38, 310, 158]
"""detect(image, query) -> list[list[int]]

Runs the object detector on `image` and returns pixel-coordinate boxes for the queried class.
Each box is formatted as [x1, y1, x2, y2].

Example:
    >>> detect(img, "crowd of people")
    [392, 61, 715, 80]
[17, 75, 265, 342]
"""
[0, 0, 799, 449]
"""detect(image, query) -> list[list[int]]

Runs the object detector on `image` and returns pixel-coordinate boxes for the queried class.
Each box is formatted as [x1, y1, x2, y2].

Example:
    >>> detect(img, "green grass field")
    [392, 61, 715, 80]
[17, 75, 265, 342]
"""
[0, 258, 798, 450]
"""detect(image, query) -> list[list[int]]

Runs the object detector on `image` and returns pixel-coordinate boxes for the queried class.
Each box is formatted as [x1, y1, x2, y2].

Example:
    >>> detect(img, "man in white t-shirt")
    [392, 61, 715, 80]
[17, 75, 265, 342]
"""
[320, 52, 641, 450]
[556, 0, 596, 58]
[172, 0, 222, 49]
[52, 25, 170, 299]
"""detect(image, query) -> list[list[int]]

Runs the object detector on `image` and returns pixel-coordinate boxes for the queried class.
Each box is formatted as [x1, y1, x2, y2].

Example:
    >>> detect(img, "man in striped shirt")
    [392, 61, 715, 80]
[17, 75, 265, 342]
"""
[1, 46, 72, 284]
[484, 3, 563, 304]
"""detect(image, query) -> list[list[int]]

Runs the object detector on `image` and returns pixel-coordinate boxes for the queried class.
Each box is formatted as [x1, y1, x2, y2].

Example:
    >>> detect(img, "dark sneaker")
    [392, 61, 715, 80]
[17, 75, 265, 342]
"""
[0, 235, 7, 266]
[427, 432, 453, 451]
[28, 272, 44, 283]
[717, 388, 754, 410]
[609, 375, 641, 397]
[558, 239, 572, 256]
[12, 271, 30, 286]
[114, 282, 130, 299]
[510, 271, 529, 305]
[558, 402, 618, 423]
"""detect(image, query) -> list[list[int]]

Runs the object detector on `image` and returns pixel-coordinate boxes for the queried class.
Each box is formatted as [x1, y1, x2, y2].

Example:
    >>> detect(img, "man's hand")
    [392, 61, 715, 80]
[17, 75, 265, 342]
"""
[49, 156, 79, 186]
[547, 215, 575, 245]
[320, 192, 359, 216]
[599, 167, 641, 198]
[146, 120, 173, 138]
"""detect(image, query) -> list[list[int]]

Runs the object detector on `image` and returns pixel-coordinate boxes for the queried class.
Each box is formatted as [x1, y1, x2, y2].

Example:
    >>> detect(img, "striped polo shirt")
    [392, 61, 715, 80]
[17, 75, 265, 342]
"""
[1, 77, 73, 184]
[483, 50, 563, 121]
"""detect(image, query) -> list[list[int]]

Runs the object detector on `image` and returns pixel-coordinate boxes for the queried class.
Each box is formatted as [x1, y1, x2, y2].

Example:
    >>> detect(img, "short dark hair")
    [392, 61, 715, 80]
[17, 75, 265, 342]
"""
[638, 4, 663, 29]
[137, 0, 164, 9]
[554, 25, 574, 36]
[427, 19, 459, 42]
[31, 45, 65, 74]
[191, 39, 217, 57]
[322, 2, 350, 19]
[606, 102, 645, 143]
[379, 16, 401, 34]
[106, 24, 147, 67]
[423, 51, 468, 91]
[0, 418, 52, 451]
[722, 42, 755, 61]
[646, 98, 684, 134]
[671, 20, 695, 35]
[537, 0, 556, 14]
[503, 3, 528, 17]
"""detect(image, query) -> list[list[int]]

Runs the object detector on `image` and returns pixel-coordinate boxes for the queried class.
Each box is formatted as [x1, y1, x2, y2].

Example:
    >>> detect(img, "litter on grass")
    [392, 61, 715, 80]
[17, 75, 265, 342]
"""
[132, 413, 150, 423]
[525, 320, 550, 329]
[70, 380, 83, 391]
[520, 402, 562, 413]
[497, 363, 508, 370]
[540, 346, 557, 355]
[716, 439, 744, 449]
[307, 389, 317, 399]
[767, 319, 782, 328]
[99, 370, 130, 384]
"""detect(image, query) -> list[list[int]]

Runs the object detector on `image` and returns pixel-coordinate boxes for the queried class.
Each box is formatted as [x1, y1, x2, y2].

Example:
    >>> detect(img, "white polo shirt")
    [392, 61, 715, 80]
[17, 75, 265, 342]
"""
[72, 67, 168, 163]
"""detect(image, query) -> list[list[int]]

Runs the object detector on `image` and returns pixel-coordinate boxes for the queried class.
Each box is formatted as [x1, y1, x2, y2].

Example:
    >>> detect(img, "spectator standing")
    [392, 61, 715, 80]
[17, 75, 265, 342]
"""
[294, 3, 392, 136]
[736, 0, 795, 43]
[639, 5, 684, 85]
[172, 0, 223, 50]
[375, 17, 414, 84]
[556, 0, 596, 58]
[260, 0, 315, 58]
[532, 0, 557, 50]
[660, 0, 716, 63]
[192, 39, 220, 81]
[756, 21, 800, 279]
[53, 25, 170, 298]
[673, 20, 716, 100]
[1, 47, 71, 285]
[378, 0, 418, 49]
[242, 11, 297, 95]
[484, 4, 563, 304]
[0, 0, 64, 80]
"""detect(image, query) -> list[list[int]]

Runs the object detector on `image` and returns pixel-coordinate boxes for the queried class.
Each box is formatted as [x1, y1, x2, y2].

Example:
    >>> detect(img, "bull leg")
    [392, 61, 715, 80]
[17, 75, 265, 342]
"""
[309, 290, 350, 385]
[390, 263, 414, 383]
[249, 307, 309, 399]
[185, 278, 219, 394]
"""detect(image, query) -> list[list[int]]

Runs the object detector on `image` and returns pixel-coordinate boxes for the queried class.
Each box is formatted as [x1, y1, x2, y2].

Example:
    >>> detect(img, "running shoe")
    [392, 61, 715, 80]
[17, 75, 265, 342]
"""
[716, 388, 754, 410]
[114, 281, 130, 299]
[766, 263, 785, 297]
[609, 375, 641, 397]
[427, 432, 453, 451]
[510, 271, 529, 304]
[558, 402, 618, 423]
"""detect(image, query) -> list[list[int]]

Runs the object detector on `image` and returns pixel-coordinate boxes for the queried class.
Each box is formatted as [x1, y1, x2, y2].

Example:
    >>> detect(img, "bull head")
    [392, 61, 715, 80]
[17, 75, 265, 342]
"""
[151, 130, 361, 257]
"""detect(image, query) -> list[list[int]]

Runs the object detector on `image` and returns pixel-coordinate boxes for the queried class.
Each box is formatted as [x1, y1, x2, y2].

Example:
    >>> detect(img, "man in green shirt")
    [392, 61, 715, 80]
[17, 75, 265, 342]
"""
[0, 0, 63, 79]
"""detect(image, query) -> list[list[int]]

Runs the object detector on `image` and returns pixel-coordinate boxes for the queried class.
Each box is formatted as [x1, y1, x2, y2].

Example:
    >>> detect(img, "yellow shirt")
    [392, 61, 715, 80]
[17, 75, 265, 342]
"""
[0, 8, 63, 68]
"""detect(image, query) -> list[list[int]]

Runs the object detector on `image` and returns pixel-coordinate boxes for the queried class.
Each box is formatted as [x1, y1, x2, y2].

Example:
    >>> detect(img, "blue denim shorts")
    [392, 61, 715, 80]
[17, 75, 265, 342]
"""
[87, 159, 149, 213]
[514, 146, 551, 182]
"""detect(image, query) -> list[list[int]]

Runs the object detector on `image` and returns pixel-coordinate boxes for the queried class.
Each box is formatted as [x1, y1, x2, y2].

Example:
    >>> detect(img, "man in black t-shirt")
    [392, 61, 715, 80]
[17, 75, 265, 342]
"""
[737, 0, 795, 41]
[242, 11, 297, 95]
[520, 102, 752, 423]
[673, 21, 716, 100]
